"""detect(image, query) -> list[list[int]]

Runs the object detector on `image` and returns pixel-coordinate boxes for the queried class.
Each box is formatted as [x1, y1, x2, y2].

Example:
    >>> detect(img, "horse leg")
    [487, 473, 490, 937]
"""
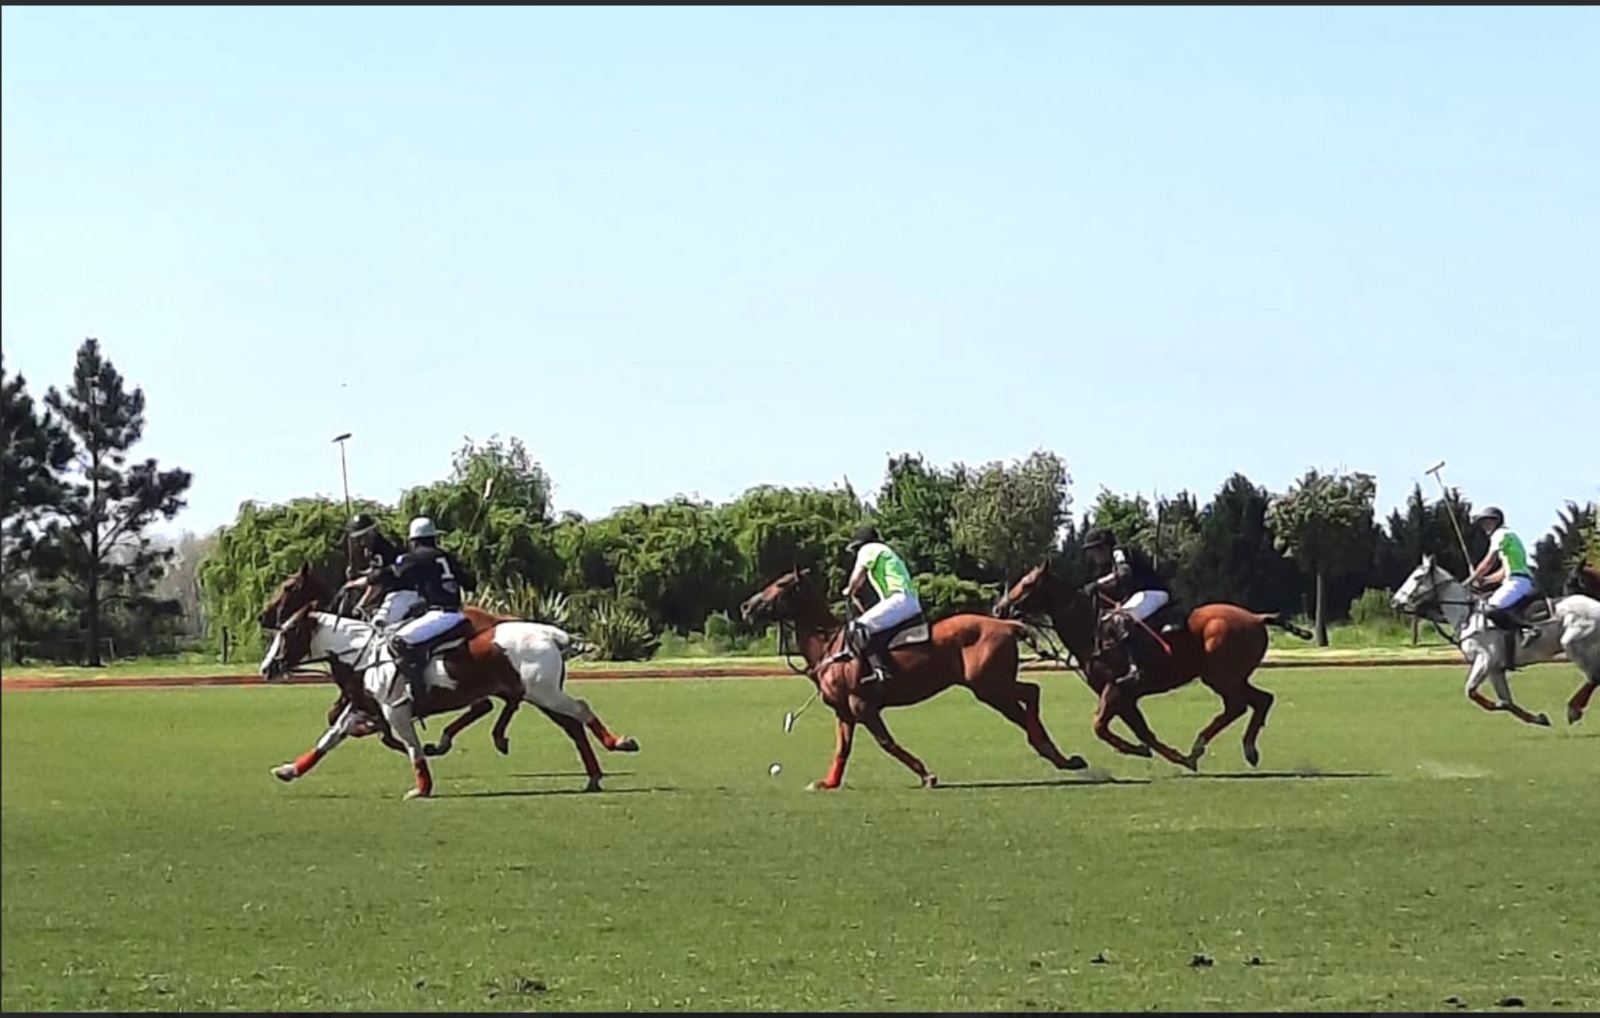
[518, 661, 640, 753]
[1238, 683, 1276, 767]
[1561, 624, 1600, 725]
[857, 707, 938, 789]
[1113, 698, 1195, 771]
[423, 698, 494, 757]
[1007, 681, 1089, 770]
[1463, 653, 1502, 713]
[534, 705, 606, 792]
[1484, 664, 1551, 727]
[1091, 684, 1153, 759]
[1187, 688, 1249, 768]
[491, 698, 520, 754]
[378, 702, 435, 800]
[273, 704, 362, 783]
[1569, 680, 1598, 725]
[814, 716, 857, 791]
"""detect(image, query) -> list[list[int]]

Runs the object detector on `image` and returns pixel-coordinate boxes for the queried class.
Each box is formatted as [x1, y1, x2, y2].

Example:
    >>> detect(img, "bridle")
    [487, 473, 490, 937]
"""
[1395, 567, 1479, 648]
[272, 613, 385, 679]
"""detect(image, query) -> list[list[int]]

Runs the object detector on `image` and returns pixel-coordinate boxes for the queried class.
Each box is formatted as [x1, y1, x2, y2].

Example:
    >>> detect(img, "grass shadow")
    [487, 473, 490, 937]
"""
[451, 785, 675, 799]
[939, 775, 1152, 791]
[510, 771, 636, 779]
[1176, 770, 1385, 781]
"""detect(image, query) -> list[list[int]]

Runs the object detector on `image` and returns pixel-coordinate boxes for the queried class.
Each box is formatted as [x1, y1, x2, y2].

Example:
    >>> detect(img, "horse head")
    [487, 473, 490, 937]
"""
[261, 562, 332, 630]
[260, 602, 320, 681]
[1391, 554, 1456, 616]
[993, 559, 1099, 659]
[259, 604, 372, 683]
[739, 567, 824, 628]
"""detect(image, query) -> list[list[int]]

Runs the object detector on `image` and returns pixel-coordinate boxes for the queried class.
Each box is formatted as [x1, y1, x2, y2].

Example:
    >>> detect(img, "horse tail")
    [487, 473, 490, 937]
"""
[1260, 612, 1314, 641]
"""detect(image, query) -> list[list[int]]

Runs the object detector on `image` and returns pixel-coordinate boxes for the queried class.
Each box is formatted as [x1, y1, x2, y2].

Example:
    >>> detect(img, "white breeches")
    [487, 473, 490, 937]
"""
[395, 609, 467, 646]
[1120, 589, 1170, 622]
[1487, 575, 1535, 611]
[858, 591, 922, 634]
[374, 590, 424, 631]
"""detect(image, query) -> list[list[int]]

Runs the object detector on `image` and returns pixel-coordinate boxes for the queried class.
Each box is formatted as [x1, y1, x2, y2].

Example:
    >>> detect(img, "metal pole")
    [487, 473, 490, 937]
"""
[1424, 460, 1473, 572]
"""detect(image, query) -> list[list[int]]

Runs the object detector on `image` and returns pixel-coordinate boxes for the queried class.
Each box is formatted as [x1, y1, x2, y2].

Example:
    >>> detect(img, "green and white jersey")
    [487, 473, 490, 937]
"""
[853, 542, 917, 600]
[1487, 527, 1531, 577]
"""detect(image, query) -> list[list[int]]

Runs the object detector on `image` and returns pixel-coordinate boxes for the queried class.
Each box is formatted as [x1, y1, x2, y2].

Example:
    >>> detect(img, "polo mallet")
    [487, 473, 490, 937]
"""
[332, 432, 355, 615]
[783, 689, 818, 733]
[464, 474, 496, 534]
[1425, 460, 1475, 572]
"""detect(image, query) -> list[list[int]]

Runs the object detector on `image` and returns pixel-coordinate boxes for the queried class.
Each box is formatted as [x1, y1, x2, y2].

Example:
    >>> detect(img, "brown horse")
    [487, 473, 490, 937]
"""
[261, 564, 529, 758]
[738, 568, 1087, 790]
[259, 597, 638, 798]
[993, 559, 1312, 770]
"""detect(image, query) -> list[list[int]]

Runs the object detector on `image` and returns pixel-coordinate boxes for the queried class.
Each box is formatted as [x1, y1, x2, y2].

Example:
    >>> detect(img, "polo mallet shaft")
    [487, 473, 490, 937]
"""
[332, 432, 355, 614]
[783, 687, 819, 733]
[1425, 460, 1474, 570]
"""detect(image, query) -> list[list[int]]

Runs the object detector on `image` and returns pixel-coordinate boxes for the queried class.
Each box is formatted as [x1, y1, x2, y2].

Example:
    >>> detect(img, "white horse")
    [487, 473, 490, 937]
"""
[1391, 554, 1600, 725]
[259, 605, 639, 798]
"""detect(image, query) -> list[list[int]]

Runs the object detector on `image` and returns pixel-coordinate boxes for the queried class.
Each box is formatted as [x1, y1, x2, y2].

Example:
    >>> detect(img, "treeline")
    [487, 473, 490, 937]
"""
[5, 338, 1595, 665]
[195, 438, 1599, 660]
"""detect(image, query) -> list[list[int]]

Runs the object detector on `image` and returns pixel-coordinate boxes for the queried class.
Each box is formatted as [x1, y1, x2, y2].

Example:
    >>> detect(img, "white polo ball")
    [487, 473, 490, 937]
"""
[769, 763, 782, 776]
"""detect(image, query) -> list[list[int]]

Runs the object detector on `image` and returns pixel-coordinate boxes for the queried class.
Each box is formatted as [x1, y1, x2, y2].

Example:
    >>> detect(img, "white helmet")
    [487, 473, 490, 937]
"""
[407, 516, 439, 541]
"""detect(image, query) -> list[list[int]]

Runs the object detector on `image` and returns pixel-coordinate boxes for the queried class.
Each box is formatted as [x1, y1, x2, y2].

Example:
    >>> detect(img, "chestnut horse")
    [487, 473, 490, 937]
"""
[261, 564, 532, 757]
[993, 559, 1312, 770]
[738, 568, 1087, 790]
[259, 601, 638, 798]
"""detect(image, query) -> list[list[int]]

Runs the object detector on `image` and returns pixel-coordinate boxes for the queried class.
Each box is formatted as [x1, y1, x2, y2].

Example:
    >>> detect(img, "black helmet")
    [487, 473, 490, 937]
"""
[348, 512, 378, 537]
[1082, 527, 1116, 551]
[1471, 506, 1504, 526]
[845, 523, 880, 554]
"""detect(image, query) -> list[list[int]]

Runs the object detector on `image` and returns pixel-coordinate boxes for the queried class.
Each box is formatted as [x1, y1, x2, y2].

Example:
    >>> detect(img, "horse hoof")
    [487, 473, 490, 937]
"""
[1533, 713, 1551, 727]
[613, 736, 640, 753]
[584, 777, 603, 793]
[271, 764, 297, 783]
[403, 788, 432, 801]
[1061, 755, 1089, 770]
[1569, 707, 1584, 725]
[921, 774, 939, 789]
[422, 743, 443, 758]
[493, 736, 511, 755]
[1179, 755, 1199, 773]
[1243, 744, 1261, 768]
[1130, 745, 1154, 759]
[807, 779, 837, 792]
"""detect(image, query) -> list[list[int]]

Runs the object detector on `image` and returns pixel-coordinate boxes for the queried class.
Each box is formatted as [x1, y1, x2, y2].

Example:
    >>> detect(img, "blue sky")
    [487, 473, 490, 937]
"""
[3, 6, 1595, 544]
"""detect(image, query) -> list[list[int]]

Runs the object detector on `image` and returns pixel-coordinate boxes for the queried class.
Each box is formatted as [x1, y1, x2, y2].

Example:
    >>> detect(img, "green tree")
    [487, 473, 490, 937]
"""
[1, 353, 74, 653]
[1532, 501, 1597, 597]
[36, 340, 193, 665]
[871, 454, 962, 575]
[1265, 468, 1378, 646]
[950, 450, 1072, 583]
[1089, 489, 1156, 552]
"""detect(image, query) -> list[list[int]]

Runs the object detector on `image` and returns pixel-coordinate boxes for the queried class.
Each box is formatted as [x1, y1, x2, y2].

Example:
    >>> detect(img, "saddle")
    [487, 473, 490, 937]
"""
[836, 612, 931, 684]
[1507, 596, 1554, 630]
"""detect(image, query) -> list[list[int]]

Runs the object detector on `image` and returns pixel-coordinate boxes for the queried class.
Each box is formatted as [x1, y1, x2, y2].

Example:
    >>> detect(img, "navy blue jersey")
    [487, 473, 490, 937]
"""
[387, 546, 471, 610]
[1111, 546, 1170, 596]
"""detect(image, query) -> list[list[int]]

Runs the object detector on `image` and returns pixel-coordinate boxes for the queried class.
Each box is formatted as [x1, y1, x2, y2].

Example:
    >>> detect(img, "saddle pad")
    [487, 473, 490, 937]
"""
[886, 619, 931, 650]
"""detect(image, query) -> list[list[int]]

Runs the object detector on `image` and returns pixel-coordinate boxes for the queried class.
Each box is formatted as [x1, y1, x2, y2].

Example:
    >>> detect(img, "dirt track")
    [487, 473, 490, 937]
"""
[0, 656, 1466, 691]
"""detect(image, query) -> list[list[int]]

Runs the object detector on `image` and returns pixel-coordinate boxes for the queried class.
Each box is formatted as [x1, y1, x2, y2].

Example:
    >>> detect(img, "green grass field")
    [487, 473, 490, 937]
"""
[3, 665, 1596, 1012]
